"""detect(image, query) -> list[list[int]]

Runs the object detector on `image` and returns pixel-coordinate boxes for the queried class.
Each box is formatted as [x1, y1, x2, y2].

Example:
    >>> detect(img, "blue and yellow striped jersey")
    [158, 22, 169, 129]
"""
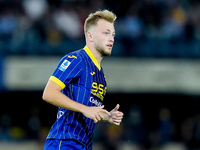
[46, 46, 107, 150]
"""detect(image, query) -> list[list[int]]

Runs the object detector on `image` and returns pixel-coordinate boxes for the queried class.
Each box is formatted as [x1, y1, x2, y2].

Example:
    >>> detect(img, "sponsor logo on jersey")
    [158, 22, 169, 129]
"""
[68, 55, 77, 59]
[89, 96, 102, 107]
[59, 60, 71, 71]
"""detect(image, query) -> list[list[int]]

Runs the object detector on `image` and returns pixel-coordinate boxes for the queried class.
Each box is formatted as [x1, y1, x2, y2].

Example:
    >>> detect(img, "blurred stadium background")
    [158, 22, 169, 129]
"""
[1, 0, 200, 150]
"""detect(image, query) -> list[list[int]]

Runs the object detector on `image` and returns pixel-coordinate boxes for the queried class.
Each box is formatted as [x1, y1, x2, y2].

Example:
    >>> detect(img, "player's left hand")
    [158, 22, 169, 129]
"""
[108, 104, 123, 126]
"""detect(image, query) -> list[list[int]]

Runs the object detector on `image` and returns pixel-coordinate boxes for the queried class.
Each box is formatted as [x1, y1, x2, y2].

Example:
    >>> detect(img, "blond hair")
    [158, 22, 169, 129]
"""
[84, 10, 116, 36]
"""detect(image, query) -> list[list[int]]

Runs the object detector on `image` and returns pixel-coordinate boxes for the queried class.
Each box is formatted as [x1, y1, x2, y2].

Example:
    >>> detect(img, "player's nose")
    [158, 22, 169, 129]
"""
[109, 34, 114, 43]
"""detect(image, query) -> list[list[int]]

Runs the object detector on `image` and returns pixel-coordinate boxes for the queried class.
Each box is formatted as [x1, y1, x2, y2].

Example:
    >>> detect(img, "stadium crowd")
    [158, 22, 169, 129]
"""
[0, 0, 200, 57]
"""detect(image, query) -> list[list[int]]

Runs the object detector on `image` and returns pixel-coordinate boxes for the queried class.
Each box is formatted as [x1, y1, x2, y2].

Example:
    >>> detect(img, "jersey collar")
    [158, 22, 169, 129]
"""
[84, 46, 101, 70]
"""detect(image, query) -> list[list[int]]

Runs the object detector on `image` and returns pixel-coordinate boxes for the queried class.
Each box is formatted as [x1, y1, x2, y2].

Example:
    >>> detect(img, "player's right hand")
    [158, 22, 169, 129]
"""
[82, 105, 111, 123]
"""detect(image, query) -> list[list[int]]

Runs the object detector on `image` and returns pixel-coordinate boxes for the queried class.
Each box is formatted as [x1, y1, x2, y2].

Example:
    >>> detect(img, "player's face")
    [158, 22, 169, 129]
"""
[93, 19, 115, 56]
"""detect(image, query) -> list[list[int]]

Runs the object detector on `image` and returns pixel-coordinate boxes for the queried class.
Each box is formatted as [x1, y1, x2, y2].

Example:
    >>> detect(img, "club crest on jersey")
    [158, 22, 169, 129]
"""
[59, 60, 71, 71]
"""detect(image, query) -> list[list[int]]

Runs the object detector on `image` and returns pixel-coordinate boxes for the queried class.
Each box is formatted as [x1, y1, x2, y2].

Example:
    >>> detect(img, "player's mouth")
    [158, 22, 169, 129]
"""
[107, 44, 113, 49]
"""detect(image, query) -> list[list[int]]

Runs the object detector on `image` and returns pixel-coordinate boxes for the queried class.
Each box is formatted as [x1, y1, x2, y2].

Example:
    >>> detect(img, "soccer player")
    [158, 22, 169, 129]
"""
[42, 10, 124, 150]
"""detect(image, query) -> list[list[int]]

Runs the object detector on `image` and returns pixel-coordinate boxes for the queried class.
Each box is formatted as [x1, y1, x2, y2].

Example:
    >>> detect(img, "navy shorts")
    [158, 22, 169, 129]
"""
[44, 139, 87, 150]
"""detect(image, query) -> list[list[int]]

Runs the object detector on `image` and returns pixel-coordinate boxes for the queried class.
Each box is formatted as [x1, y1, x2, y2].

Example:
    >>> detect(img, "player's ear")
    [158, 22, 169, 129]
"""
[87, 31, 94, 42]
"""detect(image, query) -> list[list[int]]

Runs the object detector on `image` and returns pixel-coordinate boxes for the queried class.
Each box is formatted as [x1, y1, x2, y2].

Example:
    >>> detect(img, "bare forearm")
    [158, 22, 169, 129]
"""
[42, 81, 86, 114]
[42, 80, 111, 123]
[48, 93, 84, 112]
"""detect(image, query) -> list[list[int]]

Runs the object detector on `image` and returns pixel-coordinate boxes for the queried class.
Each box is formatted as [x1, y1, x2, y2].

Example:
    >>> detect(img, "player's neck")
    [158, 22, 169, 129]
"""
[86, 45, 103, 65]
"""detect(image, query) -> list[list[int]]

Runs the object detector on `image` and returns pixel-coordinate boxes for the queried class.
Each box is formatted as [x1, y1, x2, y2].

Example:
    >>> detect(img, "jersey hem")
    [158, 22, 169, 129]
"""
[47, 138, 88, 150]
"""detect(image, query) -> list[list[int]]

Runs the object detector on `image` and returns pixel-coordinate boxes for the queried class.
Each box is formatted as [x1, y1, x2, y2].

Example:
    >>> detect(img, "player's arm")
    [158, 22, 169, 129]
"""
[42, 80, 110, 123]
[102, 104, 124, 126]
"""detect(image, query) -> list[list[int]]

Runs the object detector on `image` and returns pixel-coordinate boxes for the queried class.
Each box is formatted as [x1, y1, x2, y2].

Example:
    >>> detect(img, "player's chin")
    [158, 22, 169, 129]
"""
[103, 49, 112, 56]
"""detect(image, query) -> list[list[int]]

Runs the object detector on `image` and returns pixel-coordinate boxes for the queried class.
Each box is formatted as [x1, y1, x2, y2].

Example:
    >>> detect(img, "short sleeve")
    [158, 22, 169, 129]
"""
[50, 53, 83, 89]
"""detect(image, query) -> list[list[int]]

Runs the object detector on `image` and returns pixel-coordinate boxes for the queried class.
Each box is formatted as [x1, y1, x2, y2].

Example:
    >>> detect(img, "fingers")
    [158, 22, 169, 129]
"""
[102, 109, 111, 117]
[99, 105, 110, 116]
[111, 111, 124, 125]
[111, 114, 123, 125]
[114, 104, 120, 111]
[112, 111, 124, 118]
[113, 120, 122, 125]
[92, 112, 102, 123]
[117, 112, 124, 118]
[112, 113, 123, 120]
[93, 114, 102, 123]
[92, 106, 110, 123]
[112, 117, 123, 125]
[94, 114, 102, 123]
